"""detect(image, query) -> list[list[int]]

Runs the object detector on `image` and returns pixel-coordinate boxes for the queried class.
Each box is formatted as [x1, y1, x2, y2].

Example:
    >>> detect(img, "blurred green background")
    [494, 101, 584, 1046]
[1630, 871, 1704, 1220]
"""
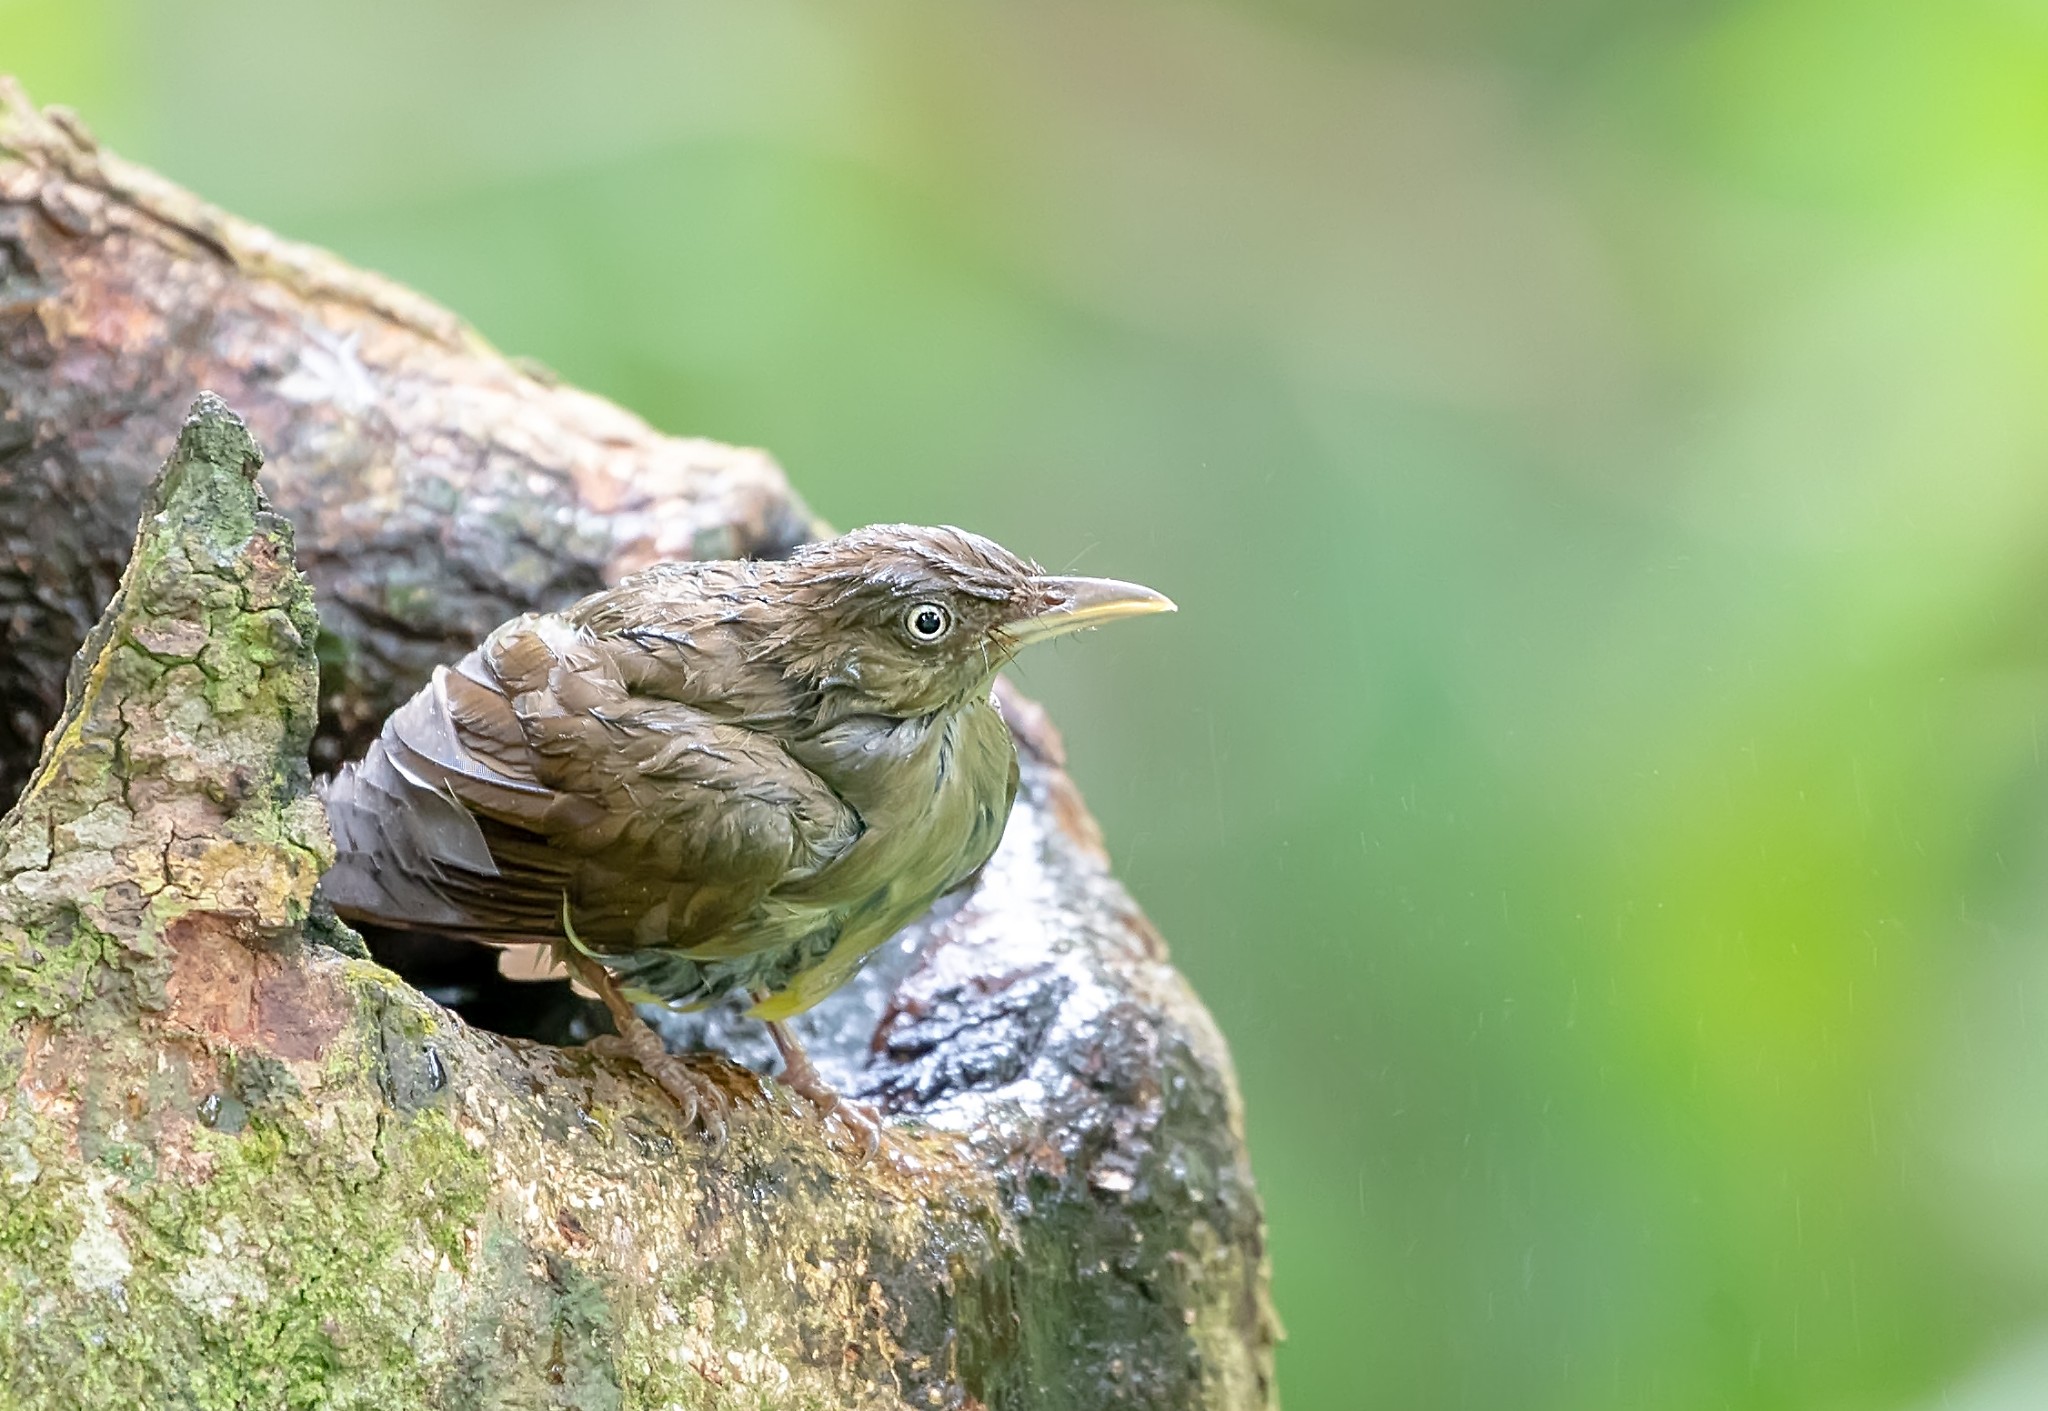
[9, 1, 2048, 1406]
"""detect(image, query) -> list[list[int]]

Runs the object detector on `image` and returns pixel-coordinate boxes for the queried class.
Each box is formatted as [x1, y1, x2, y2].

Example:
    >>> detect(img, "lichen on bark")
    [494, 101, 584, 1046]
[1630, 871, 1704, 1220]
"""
[1, 392, 326, 1020]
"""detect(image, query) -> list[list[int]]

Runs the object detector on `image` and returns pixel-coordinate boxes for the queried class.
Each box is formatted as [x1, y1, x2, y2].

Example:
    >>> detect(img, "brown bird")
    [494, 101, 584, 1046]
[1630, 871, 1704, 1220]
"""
[319, 524, 1172, 1144]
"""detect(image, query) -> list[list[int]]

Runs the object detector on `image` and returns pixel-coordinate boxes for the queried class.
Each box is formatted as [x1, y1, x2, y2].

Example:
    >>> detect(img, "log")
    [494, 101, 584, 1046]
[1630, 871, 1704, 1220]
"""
[0, 81, 1277, 1411]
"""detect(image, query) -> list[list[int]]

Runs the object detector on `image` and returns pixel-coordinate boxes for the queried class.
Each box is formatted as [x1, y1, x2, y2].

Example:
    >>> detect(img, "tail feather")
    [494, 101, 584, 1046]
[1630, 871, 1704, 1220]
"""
[318, 652, 559, 935]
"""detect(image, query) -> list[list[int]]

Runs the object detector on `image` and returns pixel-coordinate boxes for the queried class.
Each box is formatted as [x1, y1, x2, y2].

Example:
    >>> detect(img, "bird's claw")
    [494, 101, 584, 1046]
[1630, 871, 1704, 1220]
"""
[587, 1033, 731, 1146]
[784, 1082, 884, 1164]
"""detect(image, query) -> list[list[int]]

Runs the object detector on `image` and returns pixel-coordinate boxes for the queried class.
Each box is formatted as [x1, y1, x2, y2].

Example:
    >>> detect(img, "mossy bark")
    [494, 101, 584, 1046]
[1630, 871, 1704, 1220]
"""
[0, 78, 1277, 1411]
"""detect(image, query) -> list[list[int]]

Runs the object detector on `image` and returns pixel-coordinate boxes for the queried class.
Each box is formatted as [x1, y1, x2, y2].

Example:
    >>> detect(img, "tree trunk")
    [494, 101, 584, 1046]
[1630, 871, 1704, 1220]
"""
[0, 81, 1277, 1411]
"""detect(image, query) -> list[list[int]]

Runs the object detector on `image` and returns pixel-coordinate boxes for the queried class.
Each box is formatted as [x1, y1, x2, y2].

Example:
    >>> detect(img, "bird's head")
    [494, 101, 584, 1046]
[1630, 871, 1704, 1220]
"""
[768, 524, 1174, 718]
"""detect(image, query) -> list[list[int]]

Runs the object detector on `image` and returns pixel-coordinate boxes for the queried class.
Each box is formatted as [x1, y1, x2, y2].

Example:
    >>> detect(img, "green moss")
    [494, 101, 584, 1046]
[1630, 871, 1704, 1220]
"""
[437, 1232, 629, 1411]
[0, 1076, 494, 1411]
[0, 397, 492, 1408]
[0, 907, 115, 1025]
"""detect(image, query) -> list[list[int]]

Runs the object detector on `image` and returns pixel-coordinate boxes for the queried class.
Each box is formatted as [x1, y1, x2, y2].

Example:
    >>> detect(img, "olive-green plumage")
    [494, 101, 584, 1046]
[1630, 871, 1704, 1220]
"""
[319, 524, 1172, 1022]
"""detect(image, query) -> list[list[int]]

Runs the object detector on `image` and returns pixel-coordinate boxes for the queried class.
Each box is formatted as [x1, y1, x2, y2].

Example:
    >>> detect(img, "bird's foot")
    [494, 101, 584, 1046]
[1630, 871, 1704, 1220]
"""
[784, 1076, 884, 1163]
[564, 946, 731, 1142]
[585, 1031, 731, 1143]
[766, 1019, 884, 1163]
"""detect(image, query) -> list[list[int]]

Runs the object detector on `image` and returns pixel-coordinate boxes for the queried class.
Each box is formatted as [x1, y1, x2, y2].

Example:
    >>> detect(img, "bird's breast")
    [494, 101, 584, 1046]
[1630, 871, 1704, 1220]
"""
[747, 697, 1017, 1015]
[785, 698, 1016, 920]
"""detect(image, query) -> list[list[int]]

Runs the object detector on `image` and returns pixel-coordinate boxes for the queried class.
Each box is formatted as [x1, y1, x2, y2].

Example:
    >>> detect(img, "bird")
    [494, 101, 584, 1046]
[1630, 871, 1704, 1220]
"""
[317, 524, 1173, 1147]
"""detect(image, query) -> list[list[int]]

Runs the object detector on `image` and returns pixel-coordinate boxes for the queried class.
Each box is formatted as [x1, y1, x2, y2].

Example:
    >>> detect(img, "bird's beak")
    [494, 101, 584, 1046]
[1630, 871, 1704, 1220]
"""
[1007, 575, 1177, 646]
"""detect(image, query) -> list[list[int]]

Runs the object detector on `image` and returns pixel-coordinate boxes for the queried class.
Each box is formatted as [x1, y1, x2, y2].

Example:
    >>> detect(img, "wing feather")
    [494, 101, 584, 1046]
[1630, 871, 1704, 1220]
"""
[320, 613, 859, 958]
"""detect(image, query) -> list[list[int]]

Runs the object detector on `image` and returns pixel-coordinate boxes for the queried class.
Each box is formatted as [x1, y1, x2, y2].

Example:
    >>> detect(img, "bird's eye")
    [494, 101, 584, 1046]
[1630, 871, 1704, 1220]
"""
[905, 602, 952, 644]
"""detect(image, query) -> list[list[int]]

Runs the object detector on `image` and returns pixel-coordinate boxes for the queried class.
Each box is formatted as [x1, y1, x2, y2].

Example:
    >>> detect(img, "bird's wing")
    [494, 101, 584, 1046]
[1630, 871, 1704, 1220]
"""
[320, 614, 859, 952]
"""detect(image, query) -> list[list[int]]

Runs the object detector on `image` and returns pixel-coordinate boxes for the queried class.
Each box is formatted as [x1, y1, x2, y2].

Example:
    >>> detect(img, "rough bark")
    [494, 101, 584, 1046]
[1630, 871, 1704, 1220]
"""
[0, 80, 1277, 1411]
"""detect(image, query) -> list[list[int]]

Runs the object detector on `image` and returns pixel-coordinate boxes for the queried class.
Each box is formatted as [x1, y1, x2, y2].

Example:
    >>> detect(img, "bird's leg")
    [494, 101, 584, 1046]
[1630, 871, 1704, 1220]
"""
[566, 950, 729, 1143]
[759, 1008, 882, 1161]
